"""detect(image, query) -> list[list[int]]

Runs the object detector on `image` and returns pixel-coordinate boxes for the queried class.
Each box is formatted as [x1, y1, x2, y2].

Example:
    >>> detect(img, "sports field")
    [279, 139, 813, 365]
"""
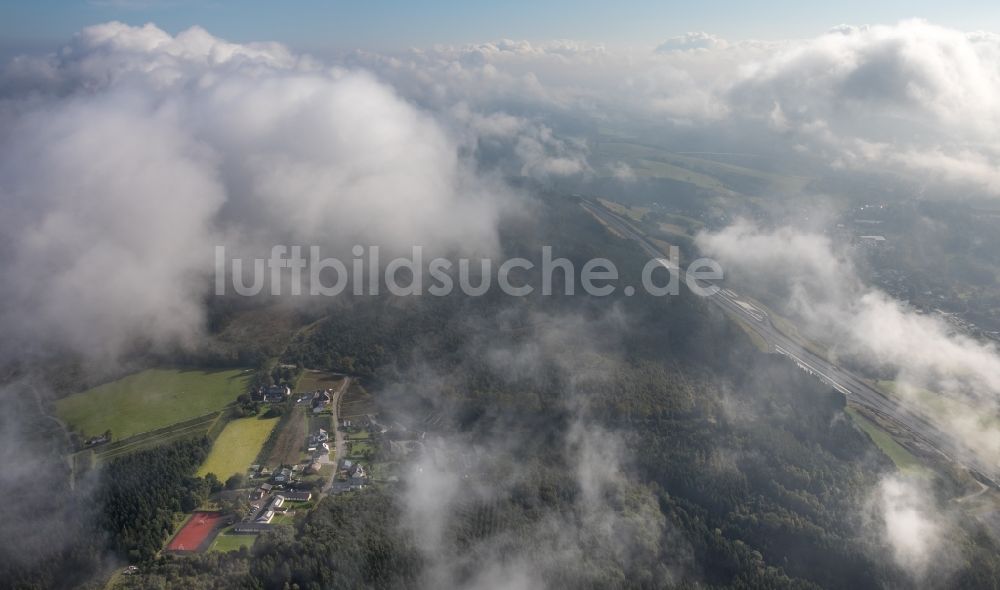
[166, 511, 224, 552]
[56, 368, 251, 439]
[198, 415, 279, 480]
[208, 527, 257, 552]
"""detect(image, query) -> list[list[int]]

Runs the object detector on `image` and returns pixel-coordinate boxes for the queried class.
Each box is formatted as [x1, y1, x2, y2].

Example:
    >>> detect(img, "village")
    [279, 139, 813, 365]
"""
[147, 371, 401, 557]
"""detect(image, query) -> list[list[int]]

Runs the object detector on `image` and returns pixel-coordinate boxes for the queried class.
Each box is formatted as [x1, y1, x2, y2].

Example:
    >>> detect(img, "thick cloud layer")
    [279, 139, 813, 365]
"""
[0, 22, 507, 362]
[729, 21, 1000, 193]
[345, 20, 1000, 196]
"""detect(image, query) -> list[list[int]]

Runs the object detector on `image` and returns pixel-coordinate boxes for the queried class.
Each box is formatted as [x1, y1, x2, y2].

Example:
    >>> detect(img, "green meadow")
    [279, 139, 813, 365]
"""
[197, 415, 279, 480]
[57, 368, 251, 439]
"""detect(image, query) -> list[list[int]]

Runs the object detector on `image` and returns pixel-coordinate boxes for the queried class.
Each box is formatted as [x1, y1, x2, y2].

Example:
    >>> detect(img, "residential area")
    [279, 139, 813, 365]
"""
[53, 365, 412, 582]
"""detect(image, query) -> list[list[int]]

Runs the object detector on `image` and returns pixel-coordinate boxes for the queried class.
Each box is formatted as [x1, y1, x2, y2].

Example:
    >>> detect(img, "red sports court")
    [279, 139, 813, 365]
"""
[166, 511, 223, 552]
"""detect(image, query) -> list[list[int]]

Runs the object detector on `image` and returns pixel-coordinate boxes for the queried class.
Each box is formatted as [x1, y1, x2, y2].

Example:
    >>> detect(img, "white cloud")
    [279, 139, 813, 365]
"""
[728, 19, 1000, 193]
[655, 32, 729, 53]
[869, 475, 953, 577]
[343, 20, 1000, 195]
[0, 22, 508, 362]
[696, 221, 1000, 470]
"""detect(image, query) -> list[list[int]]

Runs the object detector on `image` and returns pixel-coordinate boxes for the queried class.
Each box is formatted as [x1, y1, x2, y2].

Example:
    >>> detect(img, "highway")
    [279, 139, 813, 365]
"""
[581, 199, 1000, 488]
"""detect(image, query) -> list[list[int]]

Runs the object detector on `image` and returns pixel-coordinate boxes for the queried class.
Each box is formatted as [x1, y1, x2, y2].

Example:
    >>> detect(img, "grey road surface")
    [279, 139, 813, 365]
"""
[581, 200, 999, 488]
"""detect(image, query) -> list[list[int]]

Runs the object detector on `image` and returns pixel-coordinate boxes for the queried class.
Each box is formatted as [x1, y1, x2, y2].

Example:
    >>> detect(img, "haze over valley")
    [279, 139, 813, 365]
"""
[3, 6, 1000, 589]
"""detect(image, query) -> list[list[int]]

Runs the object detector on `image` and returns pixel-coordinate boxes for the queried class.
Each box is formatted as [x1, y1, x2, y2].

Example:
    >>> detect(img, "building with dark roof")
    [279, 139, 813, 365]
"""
[282, 491, 313, 502]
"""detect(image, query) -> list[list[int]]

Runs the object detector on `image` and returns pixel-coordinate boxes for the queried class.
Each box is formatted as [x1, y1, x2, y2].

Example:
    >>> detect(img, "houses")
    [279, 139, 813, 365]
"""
[308, 429, 329, 449]
[306, 461, 323, 475]
[256, 510, 275, 524]
[252, 384, 291, 403]
[270, 495, 285, 509]
[250, 482, 273, 501]
[311, 389, 332, 409]
[264, 385, 291, 403]
[271, 467, 292, 484]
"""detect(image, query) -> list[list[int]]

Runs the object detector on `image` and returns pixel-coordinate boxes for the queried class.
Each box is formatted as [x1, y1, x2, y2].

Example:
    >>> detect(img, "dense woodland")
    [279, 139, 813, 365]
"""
[97, 438, 214, 562]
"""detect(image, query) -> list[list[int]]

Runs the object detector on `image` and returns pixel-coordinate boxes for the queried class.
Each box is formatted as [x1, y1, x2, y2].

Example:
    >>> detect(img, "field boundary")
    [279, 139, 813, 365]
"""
[255, 402, 298, 466]
[96, 411, 223, 461]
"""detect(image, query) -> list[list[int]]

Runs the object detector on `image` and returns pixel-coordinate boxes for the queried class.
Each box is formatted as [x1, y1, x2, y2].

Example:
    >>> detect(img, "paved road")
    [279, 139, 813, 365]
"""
[321, 376, 351, 494]
[582, 200, 1000, 488]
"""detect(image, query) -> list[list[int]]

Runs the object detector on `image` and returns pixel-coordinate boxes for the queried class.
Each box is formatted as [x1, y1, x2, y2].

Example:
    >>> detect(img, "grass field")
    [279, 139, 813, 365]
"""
[97, 411, 223, 462]
[57, 368, 251, 439]
[846, 407, 926, 473]
[198, 416, 279, 480]
[876, 379, 1000, 433]
[270, 512, 296, 525]
[208, 527, 256, 552]
[348, 440, 374, 458]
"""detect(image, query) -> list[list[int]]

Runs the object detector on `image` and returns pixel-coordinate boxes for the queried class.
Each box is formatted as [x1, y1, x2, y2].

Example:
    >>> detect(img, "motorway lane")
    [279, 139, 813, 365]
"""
[581, 200, 999, 487]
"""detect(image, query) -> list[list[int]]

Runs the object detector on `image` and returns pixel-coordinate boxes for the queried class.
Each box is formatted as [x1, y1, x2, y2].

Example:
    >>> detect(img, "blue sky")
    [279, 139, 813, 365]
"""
[3, 0, 1000, 52]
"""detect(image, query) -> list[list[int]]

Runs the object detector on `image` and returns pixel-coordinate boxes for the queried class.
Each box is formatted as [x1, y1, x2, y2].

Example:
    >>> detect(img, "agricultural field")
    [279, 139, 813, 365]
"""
[594, 140, 810, 196]
[296, 370, 344, 394]
[56, 368, 251, 439]
[96, 411, 224, 462]
[198, 416, 280, 480]
[259, 404, 308, 467]
[340, 382, 377, 419]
